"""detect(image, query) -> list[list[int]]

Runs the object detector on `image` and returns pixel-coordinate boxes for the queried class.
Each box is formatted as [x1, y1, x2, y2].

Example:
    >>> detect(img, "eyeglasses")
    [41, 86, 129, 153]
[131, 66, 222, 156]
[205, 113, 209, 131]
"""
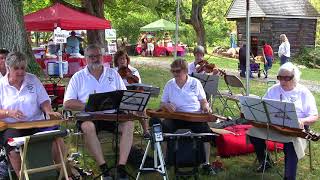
[12, 66, 26, 70]
[86, 54, 102, 59]
[170, 69, 182, 74]
[277, 75, 294, 81]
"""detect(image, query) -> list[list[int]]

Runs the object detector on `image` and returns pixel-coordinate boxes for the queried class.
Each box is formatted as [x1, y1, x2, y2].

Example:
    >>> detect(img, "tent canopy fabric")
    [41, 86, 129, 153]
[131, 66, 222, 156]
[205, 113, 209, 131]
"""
[24, 3, 111, 31]
[140, 19, 184, 32]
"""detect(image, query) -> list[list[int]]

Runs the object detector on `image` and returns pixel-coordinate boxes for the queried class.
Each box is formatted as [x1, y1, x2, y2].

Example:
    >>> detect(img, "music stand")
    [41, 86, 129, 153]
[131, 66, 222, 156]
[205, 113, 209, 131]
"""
[86, 90, 151, 180]
[191, 73, 220, 113]
[239, 96, 300, 176]
[239, 96, 300, 129]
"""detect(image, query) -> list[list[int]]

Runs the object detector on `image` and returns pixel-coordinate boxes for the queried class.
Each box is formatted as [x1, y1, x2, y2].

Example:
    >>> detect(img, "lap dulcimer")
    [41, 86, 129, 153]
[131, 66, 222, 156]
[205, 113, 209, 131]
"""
[0, 119, 65, 131]
[248, 120, 320, 141]
[75, 111, 144, 122]
[146, 108, 228, 122]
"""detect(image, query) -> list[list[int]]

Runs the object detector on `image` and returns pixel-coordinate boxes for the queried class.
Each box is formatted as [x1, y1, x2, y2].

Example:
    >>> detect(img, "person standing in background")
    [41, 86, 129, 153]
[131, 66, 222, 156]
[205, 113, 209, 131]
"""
[0, 49, 9, 78]
[261, 40, 274, 78]
[278, 34, 290, 65]
[65, 31, 80, 55]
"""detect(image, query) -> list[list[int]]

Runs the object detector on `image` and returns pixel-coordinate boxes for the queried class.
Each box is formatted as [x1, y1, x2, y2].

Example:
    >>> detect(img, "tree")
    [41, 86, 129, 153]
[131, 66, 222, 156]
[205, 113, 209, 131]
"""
[180, 0, 208, 50]
[81, 0, 105, 46]
[0, 0, 41, 74]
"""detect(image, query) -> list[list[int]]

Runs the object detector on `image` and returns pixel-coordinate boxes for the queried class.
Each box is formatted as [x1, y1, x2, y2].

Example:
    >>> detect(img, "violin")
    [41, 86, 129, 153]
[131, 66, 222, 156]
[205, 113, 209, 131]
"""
[196, 60, 226, 76]
[118, 66, 139, 84]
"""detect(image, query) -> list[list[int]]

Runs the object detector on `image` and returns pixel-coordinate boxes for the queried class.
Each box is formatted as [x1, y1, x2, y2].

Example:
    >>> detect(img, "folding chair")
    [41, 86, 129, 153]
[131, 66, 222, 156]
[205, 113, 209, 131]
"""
[220, 74, 259, 116]
[18, 130, 68, 180]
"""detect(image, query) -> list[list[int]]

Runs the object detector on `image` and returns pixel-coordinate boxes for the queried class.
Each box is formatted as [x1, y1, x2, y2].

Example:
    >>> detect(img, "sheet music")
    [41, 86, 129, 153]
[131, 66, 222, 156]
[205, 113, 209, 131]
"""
[120, 91, 150, 112]
[264, 98, 300, 129]
[239, 96, 301, 129]
[192, 73, 219, 96]
[239, 96, 268, 123]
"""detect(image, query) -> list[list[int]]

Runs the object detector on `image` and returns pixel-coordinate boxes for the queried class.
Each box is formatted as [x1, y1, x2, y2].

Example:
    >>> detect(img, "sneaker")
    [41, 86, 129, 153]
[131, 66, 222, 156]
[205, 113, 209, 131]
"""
[143, 132, 151, 139]
[201, 164, 216, 175]
[101, 175, 113, 180]
[256, 161, 272, 173]
[117, 165, 129, 180]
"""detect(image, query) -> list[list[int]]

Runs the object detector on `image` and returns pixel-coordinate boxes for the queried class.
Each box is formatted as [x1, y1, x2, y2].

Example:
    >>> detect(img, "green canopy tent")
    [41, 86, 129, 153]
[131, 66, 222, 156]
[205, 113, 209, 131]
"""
[140, 19, 184, 32]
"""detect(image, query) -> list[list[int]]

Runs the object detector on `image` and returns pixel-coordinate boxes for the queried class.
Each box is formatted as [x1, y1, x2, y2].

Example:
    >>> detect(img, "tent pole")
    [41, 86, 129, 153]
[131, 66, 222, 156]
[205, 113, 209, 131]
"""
[174, 0, 180, 59]
[245, 0, 250, 96]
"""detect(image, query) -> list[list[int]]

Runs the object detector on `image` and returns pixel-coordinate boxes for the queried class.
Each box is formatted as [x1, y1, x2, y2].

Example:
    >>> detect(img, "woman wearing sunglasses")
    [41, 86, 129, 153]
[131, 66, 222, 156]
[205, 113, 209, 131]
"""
[247, 62, 318, 180]
[151, 59, 216, 175]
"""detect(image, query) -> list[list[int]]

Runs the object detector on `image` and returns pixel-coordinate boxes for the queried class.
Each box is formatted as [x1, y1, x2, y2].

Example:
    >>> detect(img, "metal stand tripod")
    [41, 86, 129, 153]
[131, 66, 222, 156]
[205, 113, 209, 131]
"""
[136, 139, 169, 180]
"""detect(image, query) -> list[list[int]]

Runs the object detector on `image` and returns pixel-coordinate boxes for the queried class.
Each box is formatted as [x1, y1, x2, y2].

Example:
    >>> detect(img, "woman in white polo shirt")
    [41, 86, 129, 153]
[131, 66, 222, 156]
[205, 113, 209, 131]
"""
[0, 52, 63, 176]
[278, 34, 290, 65]
[247, 62, 318, 179]
[155, 59, 215, 175]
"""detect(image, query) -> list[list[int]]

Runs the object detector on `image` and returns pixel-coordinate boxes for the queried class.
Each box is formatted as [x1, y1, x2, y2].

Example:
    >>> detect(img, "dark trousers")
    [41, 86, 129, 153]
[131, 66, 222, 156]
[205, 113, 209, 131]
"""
[249, 136, 298, 180]
[280, 55, 289, 65]
[240, 64, 253, 78]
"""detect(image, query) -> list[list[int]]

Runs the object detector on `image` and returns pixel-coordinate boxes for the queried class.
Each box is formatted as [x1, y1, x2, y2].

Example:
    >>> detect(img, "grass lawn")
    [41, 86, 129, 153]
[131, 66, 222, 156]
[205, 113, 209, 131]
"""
[66, 55, 320, 180]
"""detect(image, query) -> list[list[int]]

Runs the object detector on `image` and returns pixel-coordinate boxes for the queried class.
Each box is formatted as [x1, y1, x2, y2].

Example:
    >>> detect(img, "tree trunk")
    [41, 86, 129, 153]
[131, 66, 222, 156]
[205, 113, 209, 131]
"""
[0, 0, 41, 75]
[81, 0, 105, 47]
[180, 0, 207, 52]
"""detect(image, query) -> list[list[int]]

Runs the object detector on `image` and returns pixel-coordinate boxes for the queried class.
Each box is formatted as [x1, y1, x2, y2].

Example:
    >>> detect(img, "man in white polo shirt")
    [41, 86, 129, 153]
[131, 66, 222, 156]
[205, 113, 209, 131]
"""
[63, 44, 133, 180]
[152, 59, 216, 175]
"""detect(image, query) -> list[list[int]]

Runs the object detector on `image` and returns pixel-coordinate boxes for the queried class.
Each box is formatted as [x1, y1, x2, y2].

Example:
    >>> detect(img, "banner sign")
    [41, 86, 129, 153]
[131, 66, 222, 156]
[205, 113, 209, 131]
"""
[53, 27, 69, 43]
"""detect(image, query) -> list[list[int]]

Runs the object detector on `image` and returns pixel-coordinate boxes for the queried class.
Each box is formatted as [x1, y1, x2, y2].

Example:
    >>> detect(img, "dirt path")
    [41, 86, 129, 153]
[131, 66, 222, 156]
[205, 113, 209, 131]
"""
[130, 56, 320, 93]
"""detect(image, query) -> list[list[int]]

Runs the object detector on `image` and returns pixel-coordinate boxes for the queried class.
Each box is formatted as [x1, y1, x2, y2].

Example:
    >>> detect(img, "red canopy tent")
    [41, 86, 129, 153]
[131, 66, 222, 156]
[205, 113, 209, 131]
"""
[24, 3, 111, 31]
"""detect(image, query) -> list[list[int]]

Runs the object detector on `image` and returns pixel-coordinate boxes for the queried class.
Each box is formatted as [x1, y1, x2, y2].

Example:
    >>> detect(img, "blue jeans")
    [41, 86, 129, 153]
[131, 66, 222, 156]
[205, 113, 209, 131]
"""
[280, 55, 289, 65]
[264, 56, 273, 76]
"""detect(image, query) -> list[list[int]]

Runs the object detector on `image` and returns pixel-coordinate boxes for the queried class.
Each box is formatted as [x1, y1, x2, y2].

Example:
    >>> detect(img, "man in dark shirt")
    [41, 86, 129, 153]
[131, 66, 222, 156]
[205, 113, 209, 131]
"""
[238, 44, 253, 78]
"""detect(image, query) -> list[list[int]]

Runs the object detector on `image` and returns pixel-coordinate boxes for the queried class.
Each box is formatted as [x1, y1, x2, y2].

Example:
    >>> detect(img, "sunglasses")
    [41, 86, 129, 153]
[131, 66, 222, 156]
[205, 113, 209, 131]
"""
[277, 75, 294, 81]
[170, 69, 182, 74]
[87, 54, 102, 59]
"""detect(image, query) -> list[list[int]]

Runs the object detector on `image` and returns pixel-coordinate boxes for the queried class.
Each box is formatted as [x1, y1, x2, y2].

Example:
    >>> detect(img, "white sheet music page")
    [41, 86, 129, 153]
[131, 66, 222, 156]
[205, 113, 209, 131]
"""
[239, 96, 268, 123]
[263, 98, 301, 129]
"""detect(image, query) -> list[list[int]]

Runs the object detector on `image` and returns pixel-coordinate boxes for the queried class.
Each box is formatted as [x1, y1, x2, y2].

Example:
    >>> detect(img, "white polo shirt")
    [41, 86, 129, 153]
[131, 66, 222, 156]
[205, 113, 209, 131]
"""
[0, 73, 50, 123]
[64, 66, 126, 104]
[278, 41, 290, 58]
[188, 62, 204, 75]
[264, 83, 318, 118]
[113, 65, 142, 86]
[162, 76, 206, 112]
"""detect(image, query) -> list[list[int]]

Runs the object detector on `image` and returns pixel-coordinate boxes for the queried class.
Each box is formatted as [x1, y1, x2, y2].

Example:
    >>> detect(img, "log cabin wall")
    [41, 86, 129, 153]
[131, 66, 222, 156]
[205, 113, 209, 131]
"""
[236, 17, 317, 57]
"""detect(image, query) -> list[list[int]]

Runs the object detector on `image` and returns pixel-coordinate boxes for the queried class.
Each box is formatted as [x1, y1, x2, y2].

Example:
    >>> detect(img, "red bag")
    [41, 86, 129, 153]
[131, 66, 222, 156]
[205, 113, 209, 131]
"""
[216, 125, 283, 157]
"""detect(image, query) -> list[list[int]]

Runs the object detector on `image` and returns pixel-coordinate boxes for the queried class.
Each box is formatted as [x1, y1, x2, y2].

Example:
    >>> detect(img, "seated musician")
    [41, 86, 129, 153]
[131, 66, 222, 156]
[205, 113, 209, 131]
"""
[151, 59, 216, 175]
[188, 45, 220, 76]
[188, 45, 206, 75]
[63, 44, 133, 180]
[247, 62, 318, 179]
[0, 52, 64, 176]
[113, 50, 149, 137]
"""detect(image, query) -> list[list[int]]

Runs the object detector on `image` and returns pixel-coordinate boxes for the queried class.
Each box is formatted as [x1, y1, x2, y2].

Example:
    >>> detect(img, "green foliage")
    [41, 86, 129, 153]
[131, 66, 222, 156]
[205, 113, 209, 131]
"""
[293, 47, 320, 68]
[310, 0, 320, 46]
[203, 0, 235, 47]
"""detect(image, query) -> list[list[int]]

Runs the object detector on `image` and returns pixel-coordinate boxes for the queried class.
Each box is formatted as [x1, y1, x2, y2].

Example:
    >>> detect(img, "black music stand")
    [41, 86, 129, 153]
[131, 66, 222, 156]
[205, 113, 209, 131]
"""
[239, 96, 300, 129]
[239, 96, 300, 177]
[87, 90, 151, 179]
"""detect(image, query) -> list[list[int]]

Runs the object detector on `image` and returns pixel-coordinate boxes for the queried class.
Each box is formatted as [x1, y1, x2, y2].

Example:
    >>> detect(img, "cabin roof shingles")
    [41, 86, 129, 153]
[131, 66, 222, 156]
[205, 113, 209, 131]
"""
[226, 0, 319, 19]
